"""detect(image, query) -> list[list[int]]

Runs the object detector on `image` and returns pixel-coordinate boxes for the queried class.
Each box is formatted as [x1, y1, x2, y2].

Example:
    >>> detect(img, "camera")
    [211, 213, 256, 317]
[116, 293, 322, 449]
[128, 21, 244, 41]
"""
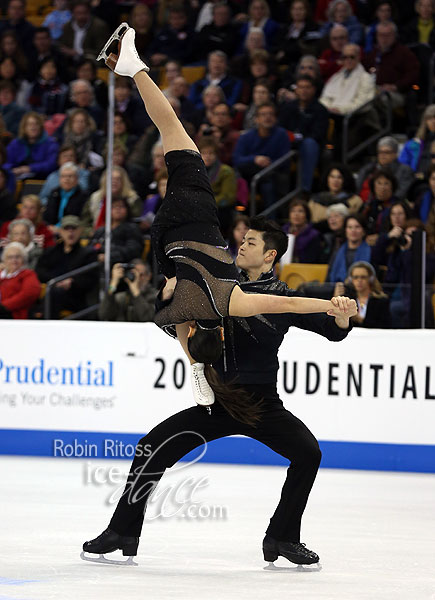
[202, 126, 213, 136]
[119, 263, 136, 281]
[397, 234, 408, 248]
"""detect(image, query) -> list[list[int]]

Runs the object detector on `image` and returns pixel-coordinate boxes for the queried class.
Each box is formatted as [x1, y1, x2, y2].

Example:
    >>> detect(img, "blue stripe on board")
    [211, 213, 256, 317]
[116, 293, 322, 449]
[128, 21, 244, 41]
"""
[0, 428, 434, 473]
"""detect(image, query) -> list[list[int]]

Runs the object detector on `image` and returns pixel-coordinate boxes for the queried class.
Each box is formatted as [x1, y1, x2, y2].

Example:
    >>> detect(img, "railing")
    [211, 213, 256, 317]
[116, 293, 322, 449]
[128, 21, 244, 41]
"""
[43, 261, 100, 320]
[249, 150, 298, 217]
[342, 91, 392, 164]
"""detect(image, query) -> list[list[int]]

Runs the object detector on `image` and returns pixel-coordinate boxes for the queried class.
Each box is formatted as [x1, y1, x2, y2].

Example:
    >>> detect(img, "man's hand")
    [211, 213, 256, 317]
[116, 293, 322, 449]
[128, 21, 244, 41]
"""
[254, 155, 272, 168]
[125, 270, 141, 298]
[56, 277, 73, 290]
[12, 166, 30, 175]
[161, 276, 177, 301]
[109, 263, 124, 293]
[327, 296, 357, 328]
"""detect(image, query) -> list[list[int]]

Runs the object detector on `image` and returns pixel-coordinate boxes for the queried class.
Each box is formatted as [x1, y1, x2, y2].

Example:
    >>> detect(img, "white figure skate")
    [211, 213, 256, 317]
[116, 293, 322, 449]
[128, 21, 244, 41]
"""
[97, 23, 149, 77]
[191, 363, 215, 412]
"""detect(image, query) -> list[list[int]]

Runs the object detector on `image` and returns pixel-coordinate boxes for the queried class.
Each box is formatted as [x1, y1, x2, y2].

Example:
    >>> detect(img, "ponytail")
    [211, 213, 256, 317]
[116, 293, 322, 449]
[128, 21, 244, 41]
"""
[204, 365, 263, 427]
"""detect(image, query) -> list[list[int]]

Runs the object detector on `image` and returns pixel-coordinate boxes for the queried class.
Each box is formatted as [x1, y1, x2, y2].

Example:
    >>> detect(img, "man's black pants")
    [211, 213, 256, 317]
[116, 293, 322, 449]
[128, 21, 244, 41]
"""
[109, 385, 321, 543]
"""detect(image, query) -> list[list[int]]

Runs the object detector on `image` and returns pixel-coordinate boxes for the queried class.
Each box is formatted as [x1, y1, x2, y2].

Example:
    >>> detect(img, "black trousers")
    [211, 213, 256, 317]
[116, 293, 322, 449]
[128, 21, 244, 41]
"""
[109, 385, 321, 543]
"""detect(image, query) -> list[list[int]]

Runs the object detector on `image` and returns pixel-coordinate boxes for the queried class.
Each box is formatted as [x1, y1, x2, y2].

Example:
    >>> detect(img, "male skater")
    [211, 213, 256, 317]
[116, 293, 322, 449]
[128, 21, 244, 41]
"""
[83, 217, 355, 566]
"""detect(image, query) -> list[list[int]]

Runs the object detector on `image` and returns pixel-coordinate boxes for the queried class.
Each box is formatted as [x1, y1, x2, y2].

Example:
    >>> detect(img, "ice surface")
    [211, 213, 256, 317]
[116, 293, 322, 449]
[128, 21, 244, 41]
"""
[0, 456, 434, 600]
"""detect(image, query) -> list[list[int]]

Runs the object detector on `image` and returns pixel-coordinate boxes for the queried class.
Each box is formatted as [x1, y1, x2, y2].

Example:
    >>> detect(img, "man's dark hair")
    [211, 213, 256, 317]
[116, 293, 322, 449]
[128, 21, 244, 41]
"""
[369, 167, 398, 195]
[255, 101, 276, 116]
[0, 80, 16, 95]
[34, 26, 51, 37]
[249, 216, 288, 265]
[296, 74, 315, 86]
[73, 0, 91, 10]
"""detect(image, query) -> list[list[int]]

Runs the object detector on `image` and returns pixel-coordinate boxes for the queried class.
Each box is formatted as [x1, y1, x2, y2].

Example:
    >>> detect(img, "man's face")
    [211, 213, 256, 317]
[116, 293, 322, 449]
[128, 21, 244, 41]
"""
[114, 85, 130, 103]
[34, 31, 51, 53]
[0, 88, 14, 106]
[59, 149, 76, 165]
[211, 103, 231, 129]
[377, 144, 396, 166]
[73, 4, 91, 27]
[376, 25, 395, 51]
[295, 80, 315, 103]
[342, 44, 359, 70]
[208, 54, 226, 78]
[73, 84, 92, 107]
[171, 76, 188, 97]
[8, 0, 24, 21]
[60, 225, 81, 245]
[60, 168, 78, 191]
[330, 29, 348, 51]
[418, 0, 434, 20]
[134, 264, 151, 290]
[213, 4, 230, 26]
[255, 105, 276, 130]
[168, 11, 186, 30]
[236, 229, 272, 271]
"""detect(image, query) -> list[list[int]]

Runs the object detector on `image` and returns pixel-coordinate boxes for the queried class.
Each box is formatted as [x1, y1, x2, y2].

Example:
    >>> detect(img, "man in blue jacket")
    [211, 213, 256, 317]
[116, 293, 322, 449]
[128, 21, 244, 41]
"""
[233, 102, 291, 214]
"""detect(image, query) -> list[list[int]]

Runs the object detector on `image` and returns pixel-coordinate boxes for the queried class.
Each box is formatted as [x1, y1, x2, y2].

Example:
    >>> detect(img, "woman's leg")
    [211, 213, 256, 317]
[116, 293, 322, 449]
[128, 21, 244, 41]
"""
[133, 71, 198, 156]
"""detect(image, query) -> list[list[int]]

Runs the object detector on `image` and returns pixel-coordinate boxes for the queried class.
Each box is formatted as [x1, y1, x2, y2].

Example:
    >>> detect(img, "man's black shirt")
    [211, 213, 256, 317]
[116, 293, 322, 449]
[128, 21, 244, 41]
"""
[213, 270, 351, 385]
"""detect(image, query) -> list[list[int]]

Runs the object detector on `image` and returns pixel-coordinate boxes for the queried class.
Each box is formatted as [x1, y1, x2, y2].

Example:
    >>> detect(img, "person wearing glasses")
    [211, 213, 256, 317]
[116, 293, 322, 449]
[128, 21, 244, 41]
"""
[320, 44, 374, 116]
[334, 260, 391, 328]
[356, 136, 415, 202]
[318, 23, 349, 81]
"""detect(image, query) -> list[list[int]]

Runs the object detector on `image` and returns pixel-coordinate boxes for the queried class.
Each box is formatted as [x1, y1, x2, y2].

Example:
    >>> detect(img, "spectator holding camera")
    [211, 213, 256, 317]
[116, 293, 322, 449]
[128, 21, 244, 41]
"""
[371, 201, 412, 268]
[98, 259, 157, 322]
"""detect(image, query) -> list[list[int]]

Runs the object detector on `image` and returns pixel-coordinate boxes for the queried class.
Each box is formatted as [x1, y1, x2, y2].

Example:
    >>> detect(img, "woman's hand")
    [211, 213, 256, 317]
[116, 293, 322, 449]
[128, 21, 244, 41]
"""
[161, 276, 177, 301]
[327, 296, 357, 328]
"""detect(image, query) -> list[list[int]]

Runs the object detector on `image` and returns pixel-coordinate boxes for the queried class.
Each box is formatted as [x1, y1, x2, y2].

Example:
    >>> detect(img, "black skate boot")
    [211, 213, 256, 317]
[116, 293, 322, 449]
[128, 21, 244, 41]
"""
[81, 528, 139, 565]
[263, 534, 319, 566]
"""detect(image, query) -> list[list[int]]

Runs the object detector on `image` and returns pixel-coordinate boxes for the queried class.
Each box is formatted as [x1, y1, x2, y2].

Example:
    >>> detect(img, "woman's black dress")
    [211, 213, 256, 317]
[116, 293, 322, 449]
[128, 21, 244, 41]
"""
[151, 149, 240, 336]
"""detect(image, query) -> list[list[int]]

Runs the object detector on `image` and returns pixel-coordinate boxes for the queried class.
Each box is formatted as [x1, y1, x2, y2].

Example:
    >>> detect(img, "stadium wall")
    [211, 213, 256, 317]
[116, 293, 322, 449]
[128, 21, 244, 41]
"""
[0, 322, 434, 473]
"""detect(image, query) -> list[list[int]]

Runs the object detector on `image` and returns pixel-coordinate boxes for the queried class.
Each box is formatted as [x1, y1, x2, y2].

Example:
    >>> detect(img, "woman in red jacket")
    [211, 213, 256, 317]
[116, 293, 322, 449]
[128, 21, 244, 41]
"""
[0, 241, 41, 318]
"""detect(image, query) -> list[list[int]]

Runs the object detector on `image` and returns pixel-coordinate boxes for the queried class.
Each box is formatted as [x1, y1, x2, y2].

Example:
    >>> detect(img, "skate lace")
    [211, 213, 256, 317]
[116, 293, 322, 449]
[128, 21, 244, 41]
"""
[192, 368, 207, 393]
[293, 542, 316, 556]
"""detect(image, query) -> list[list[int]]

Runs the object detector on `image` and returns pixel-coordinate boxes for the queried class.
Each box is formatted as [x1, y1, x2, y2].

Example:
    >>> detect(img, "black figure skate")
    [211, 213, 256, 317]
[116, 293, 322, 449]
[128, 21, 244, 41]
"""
[81, 528, 139, 565]
[263, 535, 320, 570]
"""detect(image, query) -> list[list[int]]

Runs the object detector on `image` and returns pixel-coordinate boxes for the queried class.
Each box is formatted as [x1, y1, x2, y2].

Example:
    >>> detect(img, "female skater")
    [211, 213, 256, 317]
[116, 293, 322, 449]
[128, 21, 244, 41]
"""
[81, 26, 356, 567]
[98, 25, 351, 366]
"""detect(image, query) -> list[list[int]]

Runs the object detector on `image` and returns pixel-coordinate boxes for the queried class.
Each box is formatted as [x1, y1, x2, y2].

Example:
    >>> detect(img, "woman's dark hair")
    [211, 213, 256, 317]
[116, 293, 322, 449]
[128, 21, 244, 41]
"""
[369, 168, 397, 196]
[249, 215, 288, 264]
[344, 214, 367, 237]
[388, 200, 411, 227]
[228, 213, 250, 249]
[320, 162, 356, 194]
[76, 56, 97, 77]
[427, 163, 435, 179]
[188, 327, 263, 426]
[188, 326, 223, 364]
[111, 196, 132, 221]
[289, 197, 311, 223]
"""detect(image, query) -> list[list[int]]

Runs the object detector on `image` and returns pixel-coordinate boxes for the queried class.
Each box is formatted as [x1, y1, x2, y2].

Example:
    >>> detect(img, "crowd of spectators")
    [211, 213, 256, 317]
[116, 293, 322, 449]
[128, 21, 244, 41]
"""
[0, 0, 435, 329]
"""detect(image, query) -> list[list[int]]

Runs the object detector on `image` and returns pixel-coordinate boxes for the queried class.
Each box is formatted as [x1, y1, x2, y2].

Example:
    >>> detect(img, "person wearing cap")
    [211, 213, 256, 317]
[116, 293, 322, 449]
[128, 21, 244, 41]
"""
[356, 136, 415, 202]
[35, 215, 96, 318]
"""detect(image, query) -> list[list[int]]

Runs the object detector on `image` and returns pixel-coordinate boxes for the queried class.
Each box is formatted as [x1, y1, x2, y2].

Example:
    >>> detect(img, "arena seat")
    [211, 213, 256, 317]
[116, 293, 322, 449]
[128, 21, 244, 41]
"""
[279, 263, 329, 289]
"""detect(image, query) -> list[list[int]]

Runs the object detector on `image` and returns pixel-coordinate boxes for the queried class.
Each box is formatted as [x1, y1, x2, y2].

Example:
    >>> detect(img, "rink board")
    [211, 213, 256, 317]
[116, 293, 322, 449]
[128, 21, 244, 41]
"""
[0, 321, 434, 472]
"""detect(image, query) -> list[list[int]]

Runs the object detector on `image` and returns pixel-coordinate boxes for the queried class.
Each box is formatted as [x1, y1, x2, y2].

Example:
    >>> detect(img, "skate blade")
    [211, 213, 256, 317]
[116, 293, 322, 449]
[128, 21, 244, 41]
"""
[97, 22, 130, 62]
[263, 561, 322, 572]
[80, 551, 138, 566]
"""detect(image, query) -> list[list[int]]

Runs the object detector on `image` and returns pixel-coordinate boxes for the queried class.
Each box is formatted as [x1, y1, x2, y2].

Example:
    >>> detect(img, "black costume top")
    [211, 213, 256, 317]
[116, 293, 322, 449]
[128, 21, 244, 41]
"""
[214, 270, 352, 384]
[151, 149, 239, 335]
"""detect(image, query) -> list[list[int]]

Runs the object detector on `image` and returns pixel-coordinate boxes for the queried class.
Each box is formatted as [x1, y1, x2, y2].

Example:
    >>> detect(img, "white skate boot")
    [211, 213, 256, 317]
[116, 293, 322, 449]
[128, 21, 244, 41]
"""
[191, 363, 215, 411]
[97, 23, 149, 77]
